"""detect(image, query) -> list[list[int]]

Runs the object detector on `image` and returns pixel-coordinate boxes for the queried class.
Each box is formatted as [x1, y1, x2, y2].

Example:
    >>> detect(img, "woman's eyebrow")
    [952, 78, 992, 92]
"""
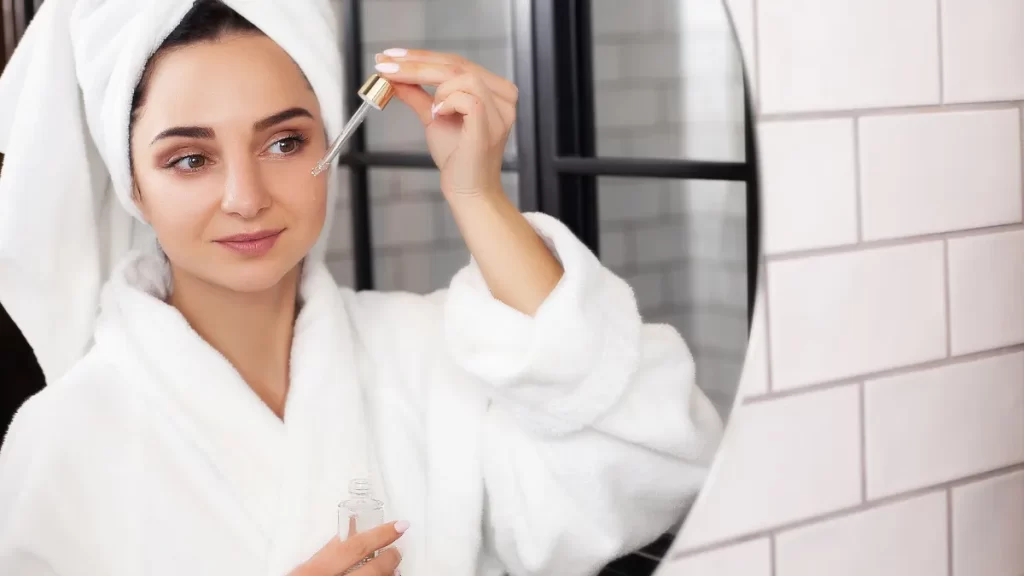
[151, 126, 214, 144]
[253, 107, 313, 132]
[150, 108, 314, 145]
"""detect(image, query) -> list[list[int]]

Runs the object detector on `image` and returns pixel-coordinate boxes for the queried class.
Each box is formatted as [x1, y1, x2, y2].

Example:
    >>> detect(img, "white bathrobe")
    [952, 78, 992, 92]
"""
[0, 212, 723, 576]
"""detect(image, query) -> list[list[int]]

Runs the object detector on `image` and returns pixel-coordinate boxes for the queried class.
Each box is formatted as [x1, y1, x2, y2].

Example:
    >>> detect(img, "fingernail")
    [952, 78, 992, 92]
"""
[375, 62, 400, 74]
[431, 101, 444, 119]
[382, 48, 407, 57]
[374, 53, 383, 63]
[394, 520, 410, 534]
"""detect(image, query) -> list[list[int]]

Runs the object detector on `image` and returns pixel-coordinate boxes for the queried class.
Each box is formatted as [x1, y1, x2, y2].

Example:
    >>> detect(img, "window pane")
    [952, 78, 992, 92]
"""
[356, 168, 520, 294]
[598, 177, 748, 418]
[324, 166, 355, 287]
[357, 0, 517, 158]
[591, 0, 747, 162]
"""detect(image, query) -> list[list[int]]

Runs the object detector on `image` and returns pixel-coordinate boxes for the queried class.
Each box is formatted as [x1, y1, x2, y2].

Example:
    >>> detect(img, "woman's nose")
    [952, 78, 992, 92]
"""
[220, 159, 271, 219]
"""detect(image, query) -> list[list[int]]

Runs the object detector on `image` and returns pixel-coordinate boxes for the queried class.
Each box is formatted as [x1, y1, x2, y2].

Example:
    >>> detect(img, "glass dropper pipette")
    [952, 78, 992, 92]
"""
[311, 73, 396, 176]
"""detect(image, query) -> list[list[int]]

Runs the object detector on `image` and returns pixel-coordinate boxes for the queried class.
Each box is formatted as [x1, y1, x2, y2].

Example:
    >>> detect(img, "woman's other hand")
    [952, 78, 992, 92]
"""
[373, 49, 516, 200]
[287, 520, 407, 576]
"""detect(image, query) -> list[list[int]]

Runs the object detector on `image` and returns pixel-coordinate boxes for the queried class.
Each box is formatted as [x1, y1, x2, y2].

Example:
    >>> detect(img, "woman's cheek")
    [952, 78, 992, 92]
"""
[273, 165, 328, 221]
[146, 180, 224, 244]
[298, 182, 329, 243]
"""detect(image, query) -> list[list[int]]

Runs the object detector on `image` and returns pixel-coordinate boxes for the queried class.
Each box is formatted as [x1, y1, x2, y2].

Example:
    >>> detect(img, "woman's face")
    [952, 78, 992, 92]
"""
[129, 32, 329, 294]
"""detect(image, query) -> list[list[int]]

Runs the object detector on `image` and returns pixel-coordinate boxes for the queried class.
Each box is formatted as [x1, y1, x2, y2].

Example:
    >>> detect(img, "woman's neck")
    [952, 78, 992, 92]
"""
[168, 265, 301, 420]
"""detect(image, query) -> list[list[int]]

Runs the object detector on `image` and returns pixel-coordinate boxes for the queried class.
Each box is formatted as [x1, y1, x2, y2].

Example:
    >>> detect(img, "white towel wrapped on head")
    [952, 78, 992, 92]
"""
[0, 0, 347, 384]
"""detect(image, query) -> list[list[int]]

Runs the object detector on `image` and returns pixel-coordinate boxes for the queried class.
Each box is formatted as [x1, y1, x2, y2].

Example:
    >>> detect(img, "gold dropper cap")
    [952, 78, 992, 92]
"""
[358, 73, 395, 110]
[310, 74, 395, 177]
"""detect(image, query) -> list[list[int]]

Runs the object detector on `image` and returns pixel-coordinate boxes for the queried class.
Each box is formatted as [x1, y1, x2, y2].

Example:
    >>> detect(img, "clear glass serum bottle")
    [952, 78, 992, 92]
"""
[338, 478, 385, 571]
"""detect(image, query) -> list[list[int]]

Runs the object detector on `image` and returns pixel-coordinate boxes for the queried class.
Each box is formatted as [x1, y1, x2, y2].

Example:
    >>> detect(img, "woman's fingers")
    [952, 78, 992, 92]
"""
[374, 59, 460, 89]
[389, 82, 435, 125]
[374, 54, 517, 106]
[350, 546, 402, 576]
[388, 79, 506, 134]
[379, 48, 518, 103]
[289, 521, 407, 576]
[433, 90, 489, 141]
[435, 73, 515, 128]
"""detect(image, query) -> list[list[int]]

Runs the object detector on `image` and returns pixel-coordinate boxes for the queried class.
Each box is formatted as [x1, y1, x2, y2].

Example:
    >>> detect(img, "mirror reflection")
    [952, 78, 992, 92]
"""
[0, 1, 756, 576]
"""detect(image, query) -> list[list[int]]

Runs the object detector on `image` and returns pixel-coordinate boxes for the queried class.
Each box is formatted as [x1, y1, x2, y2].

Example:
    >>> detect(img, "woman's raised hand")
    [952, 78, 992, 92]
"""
[287, 521, 407, 576]
[373, 48, 563, 316]
[373, 49, 517, 200]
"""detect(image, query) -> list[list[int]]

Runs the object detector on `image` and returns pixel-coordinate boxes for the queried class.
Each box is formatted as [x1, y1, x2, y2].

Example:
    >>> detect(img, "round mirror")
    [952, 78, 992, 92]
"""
[0, 0, 758, 575]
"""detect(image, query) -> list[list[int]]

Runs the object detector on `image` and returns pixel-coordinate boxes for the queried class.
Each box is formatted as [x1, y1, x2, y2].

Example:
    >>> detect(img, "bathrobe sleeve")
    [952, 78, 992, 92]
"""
[442, 212, 724, 576]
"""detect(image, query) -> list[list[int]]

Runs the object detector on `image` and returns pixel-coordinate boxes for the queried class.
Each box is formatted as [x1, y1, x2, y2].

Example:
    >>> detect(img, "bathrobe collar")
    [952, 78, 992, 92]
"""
[93, 241, 372, 573]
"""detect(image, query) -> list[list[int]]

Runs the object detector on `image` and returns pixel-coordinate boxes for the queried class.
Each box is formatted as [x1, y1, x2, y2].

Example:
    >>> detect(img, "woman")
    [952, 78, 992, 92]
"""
[0, 1, 724, 575]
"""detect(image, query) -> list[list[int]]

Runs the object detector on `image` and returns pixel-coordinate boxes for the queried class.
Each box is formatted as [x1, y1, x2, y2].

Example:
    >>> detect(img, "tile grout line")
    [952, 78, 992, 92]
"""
[766, 222, 1024, 263]
[743, 342, 1024, 404]
[853, 117, 864, 242]
[768, 533, 777, 576]
[760, 99, 1021, 123]
[859, 381, 868, 503]
[946, 488, 954, 576]
[935, 0, 945, 104]
[668, 461, 1024, 562]
[745, 379, 855, 404]
[1019, 103, 1024, 224]
[943, 239, 953, 358]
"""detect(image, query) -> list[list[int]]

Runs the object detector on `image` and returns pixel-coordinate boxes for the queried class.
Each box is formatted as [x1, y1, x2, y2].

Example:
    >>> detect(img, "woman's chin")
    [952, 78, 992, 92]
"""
[208, 256, 303, 294]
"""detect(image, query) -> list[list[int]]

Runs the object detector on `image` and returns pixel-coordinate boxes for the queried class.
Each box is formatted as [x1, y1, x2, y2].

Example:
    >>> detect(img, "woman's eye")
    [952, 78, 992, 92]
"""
[172, 155, 206, 171]
[269, 137, 303, 155]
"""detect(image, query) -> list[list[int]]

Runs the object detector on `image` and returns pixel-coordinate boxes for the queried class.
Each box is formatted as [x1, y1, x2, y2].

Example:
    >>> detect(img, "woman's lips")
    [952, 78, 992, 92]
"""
[214, 229, 284, 256]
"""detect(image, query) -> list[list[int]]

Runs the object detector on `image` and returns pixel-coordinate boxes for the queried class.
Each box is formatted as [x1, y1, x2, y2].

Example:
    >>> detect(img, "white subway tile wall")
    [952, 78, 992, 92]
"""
[947, 229, 1024, 355]
[774, 492, 948, 576]
[664, 0, 1024, 570]
[759, 118, 859, 254]
[858, 108, 1022, 242]
[863, 352, 1024, 499]
[767, 242, 947, 390]
[951, 470, 1024, 576]
[756, 0, 941, 113]
[940, 0, 1024, 104]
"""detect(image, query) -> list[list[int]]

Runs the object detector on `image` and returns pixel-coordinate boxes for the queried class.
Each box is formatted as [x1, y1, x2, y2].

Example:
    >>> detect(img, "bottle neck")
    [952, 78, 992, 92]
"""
[348, 478, 372, 499]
